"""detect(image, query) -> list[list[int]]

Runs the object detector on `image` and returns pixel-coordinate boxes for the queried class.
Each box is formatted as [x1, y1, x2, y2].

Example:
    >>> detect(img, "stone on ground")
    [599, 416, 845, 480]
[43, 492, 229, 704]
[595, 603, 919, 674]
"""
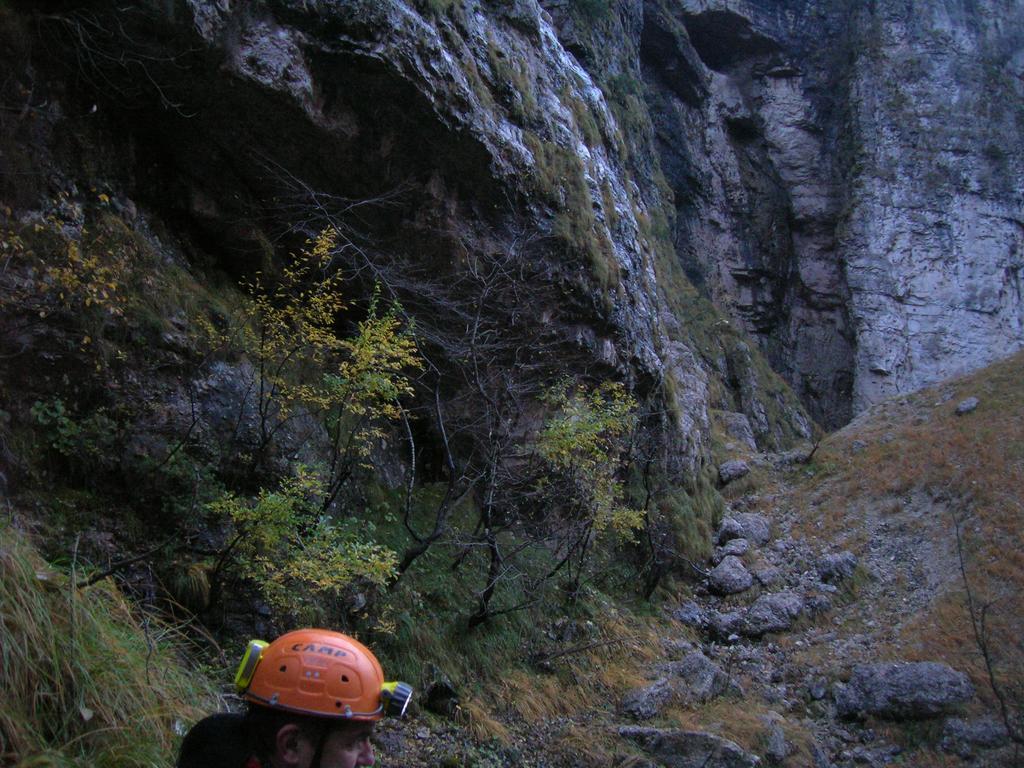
[714, 538, 750, 563]
[718, 459, 751, 485]
[817, 550, 858, 583]
[742, 591, 805, 637]
[941, 716, 1011, 758]
[709, 555, 754, 595]
[619, 726, 761, 768]
[672, 599, 706, 628]
[718, 513, 771, 545]
[622, 653, 737, 719]
[955, 396, 979, 415]
[835, 662, 974, 720]
[709, 609, 746, 640]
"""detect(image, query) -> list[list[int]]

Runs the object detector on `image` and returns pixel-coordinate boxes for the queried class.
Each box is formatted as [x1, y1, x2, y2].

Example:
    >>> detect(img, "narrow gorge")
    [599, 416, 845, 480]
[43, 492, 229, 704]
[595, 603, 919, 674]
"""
[0, 1, 1021, 766]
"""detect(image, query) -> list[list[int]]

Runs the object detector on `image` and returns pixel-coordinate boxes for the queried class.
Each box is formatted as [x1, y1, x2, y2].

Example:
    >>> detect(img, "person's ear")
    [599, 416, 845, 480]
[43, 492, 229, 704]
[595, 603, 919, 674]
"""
[273, 723, 308, 767]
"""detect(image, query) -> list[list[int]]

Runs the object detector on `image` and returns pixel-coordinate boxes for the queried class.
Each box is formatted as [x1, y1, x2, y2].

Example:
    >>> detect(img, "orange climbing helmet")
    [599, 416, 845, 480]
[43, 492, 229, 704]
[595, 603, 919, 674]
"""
[233, 629, 412, 720]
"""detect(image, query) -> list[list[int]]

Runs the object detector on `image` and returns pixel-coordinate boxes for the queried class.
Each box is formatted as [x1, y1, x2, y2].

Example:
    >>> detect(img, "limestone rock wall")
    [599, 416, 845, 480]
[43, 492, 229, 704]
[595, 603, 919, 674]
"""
[8, 0, 1020, 445]
[841, 1, 1024, 412]
[642, 0, 1024, 426]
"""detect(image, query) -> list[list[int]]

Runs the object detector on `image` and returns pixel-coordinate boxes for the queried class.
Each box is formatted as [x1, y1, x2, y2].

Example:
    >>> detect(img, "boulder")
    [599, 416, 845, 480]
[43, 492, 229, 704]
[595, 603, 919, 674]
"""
[753, 566, 782, 587]
[817, 551, 858, 583]
[714, 538, 750, 564]
[835, 662, 974, 720]
[709, 556, 754, 595]
[718, 513, 771, 545]
[941, 716, 1011, 758]
[623, 653, 737, 719]
[718, 459, 751, 485]
[760, 712, 790, 762]
[742, 591, 805, 637]
[672, 599, 707, 629]
[619, 727, 761, 768]
[709, 609, 746, 641]
[804, 593, 834, 615]
[622, 677, 675, 720]
[664, 652, 738, 703]
[955, 397, 979, 415]
[423, 666, 459, 717]
[717, 517, 746, 544]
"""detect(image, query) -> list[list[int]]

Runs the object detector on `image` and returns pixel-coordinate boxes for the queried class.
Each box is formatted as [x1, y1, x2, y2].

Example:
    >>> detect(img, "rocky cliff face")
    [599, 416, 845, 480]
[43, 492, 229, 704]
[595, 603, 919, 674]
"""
[1, 0, 813, 479]
[839, 1, 1024, 413]
[3, 0, 1020, 453]
[641, 0, 1024, 426]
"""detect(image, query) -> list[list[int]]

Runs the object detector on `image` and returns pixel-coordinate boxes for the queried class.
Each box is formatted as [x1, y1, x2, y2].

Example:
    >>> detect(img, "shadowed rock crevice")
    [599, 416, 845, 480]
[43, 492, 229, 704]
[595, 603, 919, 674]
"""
[681, 9, 782, 73]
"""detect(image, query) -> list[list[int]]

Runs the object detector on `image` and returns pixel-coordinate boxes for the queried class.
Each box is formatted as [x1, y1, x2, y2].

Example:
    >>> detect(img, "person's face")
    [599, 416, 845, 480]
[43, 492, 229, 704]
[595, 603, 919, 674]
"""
[312, 722, 375, 768]
[273, 721, 376, 768]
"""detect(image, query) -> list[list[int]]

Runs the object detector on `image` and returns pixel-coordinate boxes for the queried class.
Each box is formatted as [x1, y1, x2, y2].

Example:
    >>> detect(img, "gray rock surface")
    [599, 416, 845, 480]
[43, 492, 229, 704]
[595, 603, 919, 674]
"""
[709, 556, 754, 595]
[743, 591, 805, 637]
[664, 652, 738, 704]
[619, 726, 761, 768]
[718, 459, 752, 485]
[622, 677, 675, 721]
[717, 410, 758, 451]
[672, 600, 707, 629]
[709, 609, 746, 641]
[818, 551, 858, 583]
[836, 662, 975, 720]
[761, 713, 790, 762]
[941, 716, 1011, 758]
[718, 513, 772, 546]
[955, 397, 980, 416]
[717, 517, 746, 545]
[714, 538, 750, 563]
[646, 0, 1024, 426]
[622, 653, 737, 720]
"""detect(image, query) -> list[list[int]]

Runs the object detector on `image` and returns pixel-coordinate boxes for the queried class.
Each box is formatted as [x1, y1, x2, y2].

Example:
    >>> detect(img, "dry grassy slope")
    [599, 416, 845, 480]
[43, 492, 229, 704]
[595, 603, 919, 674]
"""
[386, 353, 1022, 768]
[791, 350, 1023, 668]
[754, 349, 1024, 763]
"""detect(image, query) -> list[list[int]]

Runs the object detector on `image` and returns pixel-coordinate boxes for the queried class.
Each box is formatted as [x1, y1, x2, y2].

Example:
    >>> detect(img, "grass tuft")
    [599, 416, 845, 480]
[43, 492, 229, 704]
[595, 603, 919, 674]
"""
[0, 525, 220, 767]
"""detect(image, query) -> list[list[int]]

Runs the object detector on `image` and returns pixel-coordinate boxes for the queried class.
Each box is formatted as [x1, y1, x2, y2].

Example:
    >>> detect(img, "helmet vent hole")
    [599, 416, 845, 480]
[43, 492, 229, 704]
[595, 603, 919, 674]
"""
[335, 700, 342, 708]
[279, 665, 287, 672]
[342, 675, 349, 683]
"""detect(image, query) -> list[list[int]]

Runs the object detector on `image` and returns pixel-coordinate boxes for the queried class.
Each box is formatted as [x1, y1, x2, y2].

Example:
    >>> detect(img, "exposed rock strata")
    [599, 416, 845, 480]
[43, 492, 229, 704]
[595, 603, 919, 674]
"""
[4, 0, 815, 474]
[641, 0, 1024, 426]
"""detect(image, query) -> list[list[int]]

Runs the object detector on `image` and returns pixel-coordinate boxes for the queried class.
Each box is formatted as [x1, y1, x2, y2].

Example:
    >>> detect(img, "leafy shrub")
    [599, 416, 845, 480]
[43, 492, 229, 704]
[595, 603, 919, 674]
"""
[538, 380, 642, 539]
[197, 228, 422, 491]
[207, 467, 398, 626]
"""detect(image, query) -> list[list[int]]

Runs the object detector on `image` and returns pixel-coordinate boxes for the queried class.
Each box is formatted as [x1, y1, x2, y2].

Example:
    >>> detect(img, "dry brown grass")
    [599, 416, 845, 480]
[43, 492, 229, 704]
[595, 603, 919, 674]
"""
[457, 606, 682, 753]
[457, 697, 512, 744]
[662, 698, 816, 764]
[0, 525, 220, 766]
[790, 351, 1024, 720]
[547, 722, 630, 767]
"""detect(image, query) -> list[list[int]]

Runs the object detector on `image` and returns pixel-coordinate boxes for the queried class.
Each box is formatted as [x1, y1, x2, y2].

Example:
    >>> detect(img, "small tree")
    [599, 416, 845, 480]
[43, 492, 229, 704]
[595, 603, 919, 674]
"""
[464, 379, 642, 627]
[538, 380, 642, 539]
[199, 227, 422, 494]
[536, 379, 643, 593]
[208, 467, 397, 626]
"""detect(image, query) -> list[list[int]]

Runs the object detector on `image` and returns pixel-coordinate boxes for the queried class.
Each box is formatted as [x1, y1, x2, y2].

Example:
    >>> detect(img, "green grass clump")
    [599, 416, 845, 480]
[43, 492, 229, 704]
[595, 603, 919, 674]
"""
[487, 39, 538, 125]
[523, 132, 619, 292]
[0, 525, 220, 767]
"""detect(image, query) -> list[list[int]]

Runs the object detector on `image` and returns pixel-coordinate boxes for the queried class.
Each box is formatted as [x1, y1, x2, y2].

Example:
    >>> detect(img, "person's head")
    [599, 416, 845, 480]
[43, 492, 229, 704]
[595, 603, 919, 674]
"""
[234, 629, 412, 768]
[244, 705, 375, 768]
